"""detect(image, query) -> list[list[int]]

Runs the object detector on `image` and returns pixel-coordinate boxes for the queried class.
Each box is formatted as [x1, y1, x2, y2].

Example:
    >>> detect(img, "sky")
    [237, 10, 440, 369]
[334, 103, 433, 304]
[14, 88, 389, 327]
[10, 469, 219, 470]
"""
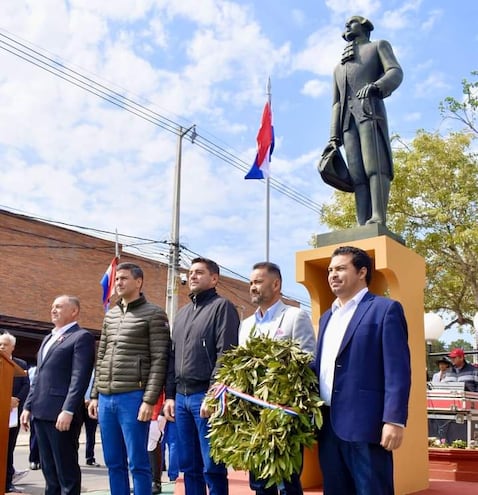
[0, 0, 477, 344]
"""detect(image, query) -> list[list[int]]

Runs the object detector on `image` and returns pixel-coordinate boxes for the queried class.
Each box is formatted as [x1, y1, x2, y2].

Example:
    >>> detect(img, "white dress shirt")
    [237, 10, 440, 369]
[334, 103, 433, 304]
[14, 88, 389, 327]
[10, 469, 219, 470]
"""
[319, 288, 368, 405]
[41, 321, 77, 360]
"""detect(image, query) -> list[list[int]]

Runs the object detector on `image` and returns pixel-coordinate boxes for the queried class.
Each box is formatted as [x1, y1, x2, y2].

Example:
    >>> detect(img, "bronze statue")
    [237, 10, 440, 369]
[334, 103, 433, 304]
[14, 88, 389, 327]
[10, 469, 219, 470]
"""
[323, 16, 403, 226]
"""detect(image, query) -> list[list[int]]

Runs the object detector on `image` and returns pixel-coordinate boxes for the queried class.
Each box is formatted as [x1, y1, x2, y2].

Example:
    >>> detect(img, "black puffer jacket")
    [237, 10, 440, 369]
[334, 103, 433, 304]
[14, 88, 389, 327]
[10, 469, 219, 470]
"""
[91, 295, 170, 405]
[166, 288, 239, 397]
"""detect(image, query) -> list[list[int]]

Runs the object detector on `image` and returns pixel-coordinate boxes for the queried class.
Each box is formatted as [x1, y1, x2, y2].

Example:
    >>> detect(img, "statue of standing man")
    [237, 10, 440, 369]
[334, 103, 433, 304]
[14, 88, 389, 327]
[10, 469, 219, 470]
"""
[325, 16, 403, 226]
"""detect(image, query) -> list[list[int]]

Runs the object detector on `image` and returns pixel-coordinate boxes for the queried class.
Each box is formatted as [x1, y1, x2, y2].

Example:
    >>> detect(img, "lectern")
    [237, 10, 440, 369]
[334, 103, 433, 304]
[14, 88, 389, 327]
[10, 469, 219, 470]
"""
[0, 350, 27, 495]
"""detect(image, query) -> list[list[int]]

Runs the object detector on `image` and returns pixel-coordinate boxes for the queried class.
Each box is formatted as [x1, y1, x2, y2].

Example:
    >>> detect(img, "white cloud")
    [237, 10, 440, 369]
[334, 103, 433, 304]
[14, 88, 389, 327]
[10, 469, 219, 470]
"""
[325, 0, 381, 18]
[380, 1, 423, 32]
[414, 73, 451, 98]
[301, 79, 330, 99]
[421, 9, 443, 32]
[403, 112, 422, 122]
[292, 25, 342, 77]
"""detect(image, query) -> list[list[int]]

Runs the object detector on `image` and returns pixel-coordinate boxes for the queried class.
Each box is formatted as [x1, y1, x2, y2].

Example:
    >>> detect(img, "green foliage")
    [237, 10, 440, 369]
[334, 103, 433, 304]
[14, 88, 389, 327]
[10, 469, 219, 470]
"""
[439, 71, 478, 136]
[204, 336, 323, 487]
[447, 339, 474, 352]
[451, 439, 468, 449]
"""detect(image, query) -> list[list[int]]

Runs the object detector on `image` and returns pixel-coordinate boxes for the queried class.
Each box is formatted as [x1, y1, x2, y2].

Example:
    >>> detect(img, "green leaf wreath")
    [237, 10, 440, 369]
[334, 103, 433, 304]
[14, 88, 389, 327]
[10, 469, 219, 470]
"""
[204, 336, 324, 487]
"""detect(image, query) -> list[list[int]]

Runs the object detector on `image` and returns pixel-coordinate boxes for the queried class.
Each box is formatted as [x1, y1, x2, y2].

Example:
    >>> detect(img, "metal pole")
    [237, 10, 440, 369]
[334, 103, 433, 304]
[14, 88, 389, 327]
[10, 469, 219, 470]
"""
[166, 125, 196, 327]
[265, 77, 271, 262]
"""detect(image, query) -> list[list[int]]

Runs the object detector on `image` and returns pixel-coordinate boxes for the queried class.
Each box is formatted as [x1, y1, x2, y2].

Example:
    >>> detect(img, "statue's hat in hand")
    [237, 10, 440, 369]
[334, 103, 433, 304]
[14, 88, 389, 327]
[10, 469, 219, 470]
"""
[318, 143, 354, 193]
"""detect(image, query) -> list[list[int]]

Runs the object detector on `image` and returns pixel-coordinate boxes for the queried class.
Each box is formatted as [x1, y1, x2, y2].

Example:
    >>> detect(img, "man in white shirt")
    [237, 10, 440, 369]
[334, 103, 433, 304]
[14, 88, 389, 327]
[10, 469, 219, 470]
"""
[240, 261, 316, 495]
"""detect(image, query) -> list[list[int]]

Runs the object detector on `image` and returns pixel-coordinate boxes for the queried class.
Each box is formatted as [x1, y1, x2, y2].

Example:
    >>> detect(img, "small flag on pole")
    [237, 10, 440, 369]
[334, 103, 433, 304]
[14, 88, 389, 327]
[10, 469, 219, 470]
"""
[245, 100, 274, 179]
[100, 256, 118, 311]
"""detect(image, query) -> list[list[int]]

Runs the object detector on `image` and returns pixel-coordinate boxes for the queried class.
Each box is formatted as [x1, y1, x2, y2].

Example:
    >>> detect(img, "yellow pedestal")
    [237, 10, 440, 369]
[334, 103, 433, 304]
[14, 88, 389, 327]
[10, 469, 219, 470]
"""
[296, 235, 429, 494]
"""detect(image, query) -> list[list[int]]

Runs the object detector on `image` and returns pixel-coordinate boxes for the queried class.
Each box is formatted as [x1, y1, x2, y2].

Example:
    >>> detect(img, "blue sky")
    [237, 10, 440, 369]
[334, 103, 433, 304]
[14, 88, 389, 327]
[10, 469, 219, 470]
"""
[0, 0, 476, 344]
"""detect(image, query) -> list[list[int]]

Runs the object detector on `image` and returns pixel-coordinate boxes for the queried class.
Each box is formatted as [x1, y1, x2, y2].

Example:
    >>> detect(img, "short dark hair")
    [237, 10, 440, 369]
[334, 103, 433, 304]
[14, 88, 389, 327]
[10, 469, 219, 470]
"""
[331, 246, 372, 285]
[117, 262, 144, 280]
[190, 257, 219, 275]
[252, 261, 282, 284]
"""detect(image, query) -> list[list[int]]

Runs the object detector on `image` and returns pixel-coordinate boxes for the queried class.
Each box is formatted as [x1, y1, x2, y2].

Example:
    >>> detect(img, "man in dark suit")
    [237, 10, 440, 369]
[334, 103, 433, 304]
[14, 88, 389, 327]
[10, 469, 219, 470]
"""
[1, 331, 30, 493]
[314, 246, 411, 495]
[328, 16, 402, 226]
[20, 295, 96, 495]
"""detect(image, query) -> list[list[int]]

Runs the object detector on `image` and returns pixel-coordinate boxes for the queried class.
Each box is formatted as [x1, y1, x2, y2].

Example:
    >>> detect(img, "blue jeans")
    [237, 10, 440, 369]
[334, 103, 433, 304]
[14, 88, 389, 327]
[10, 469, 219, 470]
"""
[175, 392, 228, 495]
[99, 391, 152, 495]
[162, 420, 180, 480]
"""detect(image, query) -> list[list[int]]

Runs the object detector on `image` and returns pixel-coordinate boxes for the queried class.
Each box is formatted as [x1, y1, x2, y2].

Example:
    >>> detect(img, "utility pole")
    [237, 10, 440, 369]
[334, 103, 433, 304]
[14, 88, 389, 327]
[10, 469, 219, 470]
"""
[165, 124, 196, 327]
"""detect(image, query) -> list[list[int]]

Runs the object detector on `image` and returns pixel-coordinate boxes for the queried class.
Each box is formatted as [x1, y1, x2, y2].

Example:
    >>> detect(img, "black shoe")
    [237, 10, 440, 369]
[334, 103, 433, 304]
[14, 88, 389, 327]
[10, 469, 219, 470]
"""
[6, 485, 24, 493]
[86, 459, 101, 467]
[29, 462, 41, 470]
[152, 481, 162, 494]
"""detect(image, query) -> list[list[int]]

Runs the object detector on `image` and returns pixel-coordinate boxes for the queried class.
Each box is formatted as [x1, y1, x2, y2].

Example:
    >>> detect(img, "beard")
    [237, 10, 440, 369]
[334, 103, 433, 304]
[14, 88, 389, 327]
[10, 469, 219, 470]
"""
[250, 292, 263, 305]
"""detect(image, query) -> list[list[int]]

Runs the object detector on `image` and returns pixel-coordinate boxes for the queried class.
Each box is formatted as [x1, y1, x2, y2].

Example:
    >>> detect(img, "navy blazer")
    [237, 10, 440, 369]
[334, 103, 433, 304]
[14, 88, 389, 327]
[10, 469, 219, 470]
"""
[314, 291, 411, 444]
[12, 356, 29, 416]
[24, 324, 95, 421]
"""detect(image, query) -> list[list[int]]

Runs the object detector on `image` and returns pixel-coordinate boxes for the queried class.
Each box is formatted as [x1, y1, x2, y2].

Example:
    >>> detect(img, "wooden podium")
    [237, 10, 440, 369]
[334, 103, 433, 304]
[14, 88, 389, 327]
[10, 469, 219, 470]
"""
[0, 350, 27, 495]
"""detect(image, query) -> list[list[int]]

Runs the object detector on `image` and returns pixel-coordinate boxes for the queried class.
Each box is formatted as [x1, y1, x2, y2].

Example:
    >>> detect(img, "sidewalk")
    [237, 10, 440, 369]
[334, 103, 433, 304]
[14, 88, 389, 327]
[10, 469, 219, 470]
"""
[11, 429, 176, 495]
[11, 429, 478, 494]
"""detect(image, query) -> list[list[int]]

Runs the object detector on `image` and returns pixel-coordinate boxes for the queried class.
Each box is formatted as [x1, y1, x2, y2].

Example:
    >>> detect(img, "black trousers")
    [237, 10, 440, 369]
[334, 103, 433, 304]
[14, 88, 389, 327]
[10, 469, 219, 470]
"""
[6, 426, 20, 490]
[29, 419, 41, 464]
[35, 418, 82, 495]
[77, 404, 98, 461]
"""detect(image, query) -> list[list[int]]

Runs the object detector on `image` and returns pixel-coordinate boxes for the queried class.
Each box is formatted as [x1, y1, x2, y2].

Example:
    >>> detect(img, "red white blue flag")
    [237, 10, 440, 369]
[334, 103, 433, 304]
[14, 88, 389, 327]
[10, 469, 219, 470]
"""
[100, 256, 118, 310]
[245, 101, 274, 179]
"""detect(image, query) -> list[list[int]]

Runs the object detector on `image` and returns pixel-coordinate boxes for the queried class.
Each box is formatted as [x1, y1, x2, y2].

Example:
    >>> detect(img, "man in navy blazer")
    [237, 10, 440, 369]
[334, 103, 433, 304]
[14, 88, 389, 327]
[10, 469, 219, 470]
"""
[21, 295, 96, 495]
[314, 246, 410, 495]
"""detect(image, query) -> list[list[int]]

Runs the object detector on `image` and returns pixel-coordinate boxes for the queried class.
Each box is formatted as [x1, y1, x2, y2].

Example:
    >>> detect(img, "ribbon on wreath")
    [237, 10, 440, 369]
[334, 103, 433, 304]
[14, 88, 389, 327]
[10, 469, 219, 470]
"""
[212, 383, 299, 417]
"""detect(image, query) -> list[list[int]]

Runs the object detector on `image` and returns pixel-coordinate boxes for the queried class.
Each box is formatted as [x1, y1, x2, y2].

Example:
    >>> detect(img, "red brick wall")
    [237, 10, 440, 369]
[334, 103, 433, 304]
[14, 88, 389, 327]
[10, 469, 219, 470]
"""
[0, 210, 257, 332]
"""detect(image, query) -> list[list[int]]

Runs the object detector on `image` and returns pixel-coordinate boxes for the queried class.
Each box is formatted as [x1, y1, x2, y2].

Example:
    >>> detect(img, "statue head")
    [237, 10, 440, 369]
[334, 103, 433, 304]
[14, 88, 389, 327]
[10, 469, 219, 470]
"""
[342, 16, 374, 41]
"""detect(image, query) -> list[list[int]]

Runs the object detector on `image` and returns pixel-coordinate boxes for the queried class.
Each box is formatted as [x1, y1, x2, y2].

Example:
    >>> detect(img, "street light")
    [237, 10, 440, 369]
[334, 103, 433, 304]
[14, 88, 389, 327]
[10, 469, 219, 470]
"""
[424, 313, 445, 378]
[473, 312, 478, 365]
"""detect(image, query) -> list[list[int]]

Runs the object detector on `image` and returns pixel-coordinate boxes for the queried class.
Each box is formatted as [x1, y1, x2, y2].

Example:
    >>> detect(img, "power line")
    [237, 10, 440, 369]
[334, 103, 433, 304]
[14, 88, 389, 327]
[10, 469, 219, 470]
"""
[0, 206, 311, 310]
[0, 29, 322, 215]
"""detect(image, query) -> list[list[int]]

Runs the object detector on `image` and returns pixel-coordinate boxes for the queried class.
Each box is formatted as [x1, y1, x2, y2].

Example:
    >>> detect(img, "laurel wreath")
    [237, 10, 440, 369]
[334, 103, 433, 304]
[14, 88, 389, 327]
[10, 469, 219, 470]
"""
[204, 336, 323, 487]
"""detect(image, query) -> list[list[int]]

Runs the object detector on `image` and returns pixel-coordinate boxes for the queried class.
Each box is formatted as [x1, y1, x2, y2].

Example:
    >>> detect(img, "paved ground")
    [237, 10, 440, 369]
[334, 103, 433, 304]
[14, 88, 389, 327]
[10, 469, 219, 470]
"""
[10, 429, 176, 494]
[10, 429, 478, 494]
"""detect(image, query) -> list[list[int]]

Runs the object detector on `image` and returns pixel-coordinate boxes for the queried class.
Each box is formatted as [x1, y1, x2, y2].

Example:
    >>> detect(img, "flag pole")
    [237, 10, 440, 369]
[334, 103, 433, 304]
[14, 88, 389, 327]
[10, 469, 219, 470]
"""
[265, 76, 271, 262]
[115, 228, 120, 258]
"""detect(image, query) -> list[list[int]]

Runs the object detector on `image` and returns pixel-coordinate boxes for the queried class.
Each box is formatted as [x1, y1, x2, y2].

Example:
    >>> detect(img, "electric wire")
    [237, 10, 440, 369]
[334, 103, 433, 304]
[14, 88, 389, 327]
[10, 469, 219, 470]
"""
[0, 30, 322, 214]
[0, 207, 311, 310]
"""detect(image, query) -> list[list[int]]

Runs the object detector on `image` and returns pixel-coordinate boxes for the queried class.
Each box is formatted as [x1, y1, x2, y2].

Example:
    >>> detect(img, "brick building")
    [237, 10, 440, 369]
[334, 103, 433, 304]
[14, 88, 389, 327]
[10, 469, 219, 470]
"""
[0, 209, 259, 364]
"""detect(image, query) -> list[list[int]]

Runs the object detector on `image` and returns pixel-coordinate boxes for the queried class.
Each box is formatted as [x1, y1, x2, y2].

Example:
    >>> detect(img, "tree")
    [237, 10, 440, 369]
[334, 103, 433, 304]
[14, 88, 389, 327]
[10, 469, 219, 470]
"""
[318, 76, 478, 337]
[439, 70, 478, 136]
[446, 339, 474, 352]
